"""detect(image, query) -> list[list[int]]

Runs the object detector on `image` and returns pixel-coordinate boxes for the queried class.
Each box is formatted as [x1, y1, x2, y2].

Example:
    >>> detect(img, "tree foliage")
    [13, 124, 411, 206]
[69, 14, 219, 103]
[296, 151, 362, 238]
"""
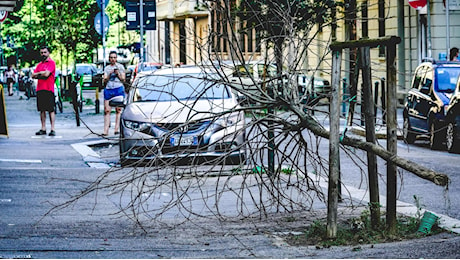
[1, 0, 126, 66]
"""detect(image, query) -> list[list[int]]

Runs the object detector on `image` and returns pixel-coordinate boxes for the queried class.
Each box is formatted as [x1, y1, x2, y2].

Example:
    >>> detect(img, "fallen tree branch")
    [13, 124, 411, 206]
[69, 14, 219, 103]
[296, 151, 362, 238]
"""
[292, 105, 449, 187]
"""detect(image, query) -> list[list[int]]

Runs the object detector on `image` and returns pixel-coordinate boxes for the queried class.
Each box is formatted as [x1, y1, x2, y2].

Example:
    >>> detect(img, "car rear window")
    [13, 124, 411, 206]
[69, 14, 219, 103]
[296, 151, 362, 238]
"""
[134, 74, 231, 102]
[435, 67, 460, 93]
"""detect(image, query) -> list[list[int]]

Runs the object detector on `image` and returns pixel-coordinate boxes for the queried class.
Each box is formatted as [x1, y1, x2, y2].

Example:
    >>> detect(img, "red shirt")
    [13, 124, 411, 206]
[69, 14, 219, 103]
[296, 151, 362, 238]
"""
[34, 58, 56, 92]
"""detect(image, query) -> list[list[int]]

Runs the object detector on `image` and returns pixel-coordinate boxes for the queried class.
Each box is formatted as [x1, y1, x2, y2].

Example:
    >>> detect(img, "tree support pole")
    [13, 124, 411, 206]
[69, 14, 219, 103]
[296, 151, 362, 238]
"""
[386, 43, 398, 234]
[327, 49, 342, 238]
[360, 46, 380, 228]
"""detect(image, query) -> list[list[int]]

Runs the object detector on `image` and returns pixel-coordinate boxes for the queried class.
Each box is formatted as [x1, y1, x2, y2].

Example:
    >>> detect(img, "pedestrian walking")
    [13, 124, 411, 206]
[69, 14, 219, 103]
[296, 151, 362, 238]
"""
[4, 65, 17, 96]
[32, 46, 56, 136]
[102, 51, 125, 136]
[449, 47, 459, 61]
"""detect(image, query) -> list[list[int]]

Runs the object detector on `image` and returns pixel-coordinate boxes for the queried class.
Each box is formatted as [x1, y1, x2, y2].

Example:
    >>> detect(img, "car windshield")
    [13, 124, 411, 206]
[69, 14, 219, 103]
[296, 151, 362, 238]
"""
[133, 73, 231, 102]
[76, 65, 97, 76]
[435, 67, 460, 93]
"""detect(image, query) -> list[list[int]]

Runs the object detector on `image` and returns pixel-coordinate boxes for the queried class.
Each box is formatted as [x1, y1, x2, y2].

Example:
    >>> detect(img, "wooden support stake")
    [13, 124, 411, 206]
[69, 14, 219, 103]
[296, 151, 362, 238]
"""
[360, 46, 381, 228]
[327, 49, 342, 238]
[386, 43, 398, 234]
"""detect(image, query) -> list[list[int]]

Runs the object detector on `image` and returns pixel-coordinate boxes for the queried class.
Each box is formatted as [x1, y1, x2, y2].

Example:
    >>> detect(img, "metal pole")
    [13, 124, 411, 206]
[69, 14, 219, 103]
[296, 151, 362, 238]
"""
[426, 0, 432, 58]
[397, 0, 406, 90]
[140, 0, 144, 62]
[102, 2, 106, 68]
[446, 0, 450, 56]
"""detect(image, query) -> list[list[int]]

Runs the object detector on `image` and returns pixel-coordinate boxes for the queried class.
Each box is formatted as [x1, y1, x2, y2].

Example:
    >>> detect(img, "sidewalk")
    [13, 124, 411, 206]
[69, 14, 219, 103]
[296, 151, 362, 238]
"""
[3, 90, 113, 141]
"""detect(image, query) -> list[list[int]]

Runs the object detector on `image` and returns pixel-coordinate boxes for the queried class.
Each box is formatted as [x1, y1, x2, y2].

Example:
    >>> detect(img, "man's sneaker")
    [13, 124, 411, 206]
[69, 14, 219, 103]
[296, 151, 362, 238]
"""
[35, 130, 46, 135]
[48, 130, 56, 136]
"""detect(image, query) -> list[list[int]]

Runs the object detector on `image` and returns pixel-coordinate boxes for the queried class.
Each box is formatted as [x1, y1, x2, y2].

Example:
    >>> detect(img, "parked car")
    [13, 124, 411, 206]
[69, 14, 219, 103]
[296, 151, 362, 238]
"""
[71, 63, 101, 88]
[227, 60, 282, 105]
[110, 67, 247, 166]
[125, 64, 136, 84]
[130, 62, 162, 83]
[18, 68, 31, 91]
[22, 67, 37, 99]
[298, 74, 331, 105]
[0, 66, 7, 84]
[70, 63, 103, 112]
[444, 75, 460, 153]
[403, 60, 460, 149]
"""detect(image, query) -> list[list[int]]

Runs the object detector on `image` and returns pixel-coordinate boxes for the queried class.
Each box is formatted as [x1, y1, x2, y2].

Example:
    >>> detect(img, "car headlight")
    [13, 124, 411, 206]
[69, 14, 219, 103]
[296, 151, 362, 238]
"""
[208, 112, 243, 133]
[124, 120, 151, 132]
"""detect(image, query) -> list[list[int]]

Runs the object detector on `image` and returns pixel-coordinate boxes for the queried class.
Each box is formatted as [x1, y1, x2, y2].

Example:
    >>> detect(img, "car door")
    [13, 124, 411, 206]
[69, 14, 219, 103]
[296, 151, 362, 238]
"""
[410, 66, 434, 131]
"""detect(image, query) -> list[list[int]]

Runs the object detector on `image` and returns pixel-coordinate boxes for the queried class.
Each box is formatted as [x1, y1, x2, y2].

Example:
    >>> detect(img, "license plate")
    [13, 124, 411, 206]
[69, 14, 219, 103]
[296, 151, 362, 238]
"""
[170, 136, 198, 146]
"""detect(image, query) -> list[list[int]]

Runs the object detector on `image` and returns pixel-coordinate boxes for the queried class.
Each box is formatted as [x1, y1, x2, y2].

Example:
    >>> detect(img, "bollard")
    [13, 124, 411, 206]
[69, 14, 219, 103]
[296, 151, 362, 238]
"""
[342, 78, 348, 117]
[380, 77, 386, 125]
[374, 81, 379, 124]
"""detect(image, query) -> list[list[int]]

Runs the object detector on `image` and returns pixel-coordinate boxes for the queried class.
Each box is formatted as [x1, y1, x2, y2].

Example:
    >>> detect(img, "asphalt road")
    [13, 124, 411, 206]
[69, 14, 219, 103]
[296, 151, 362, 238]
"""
[1, 91, 460, 258]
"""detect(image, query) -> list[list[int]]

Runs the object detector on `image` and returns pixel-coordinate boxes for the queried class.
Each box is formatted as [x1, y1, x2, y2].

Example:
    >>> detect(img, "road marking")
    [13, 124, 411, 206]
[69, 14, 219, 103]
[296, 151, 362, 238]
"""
[0, 159, 42, 163]
[71, 142, 101, 158]
[72, 140, 114, 168]
[87, 162, 110, 169]
[31, 136, 63, 139]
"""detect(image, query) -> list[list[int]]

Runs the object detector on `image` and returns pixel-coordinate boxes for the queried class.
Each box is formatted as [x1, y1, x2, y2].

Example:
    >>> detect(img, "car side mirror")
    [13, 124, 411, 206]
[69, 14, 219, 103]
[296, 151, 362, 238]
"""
[109, 96, 125, 107]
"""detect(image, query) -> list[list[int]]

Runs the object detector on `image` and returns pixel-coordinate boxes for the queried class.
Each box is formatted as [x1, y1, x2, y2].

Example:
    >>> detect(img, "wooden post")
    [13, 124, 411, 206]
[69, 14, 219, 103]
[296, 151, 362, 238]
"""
[386, 43, 398, 234]
[360, 46, 381, 228]
[327, 49, 342, 238]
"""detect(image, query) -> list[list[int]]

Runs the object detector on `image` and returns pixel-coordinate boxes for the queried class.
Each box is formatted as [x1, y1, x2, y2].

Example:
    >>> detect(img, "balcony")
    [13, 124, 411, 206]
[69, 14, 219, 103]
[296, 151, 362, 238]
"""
[157, 0, 209, 21]
[0, 0, 18, 11]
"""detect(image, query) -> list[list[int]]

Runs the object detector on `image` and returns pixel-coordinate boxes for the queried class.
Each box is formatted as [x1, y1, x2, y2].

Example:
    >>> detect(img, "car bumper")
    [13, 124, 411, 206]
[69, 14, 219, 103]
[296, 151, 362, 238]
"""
[120, 124, 246, 161]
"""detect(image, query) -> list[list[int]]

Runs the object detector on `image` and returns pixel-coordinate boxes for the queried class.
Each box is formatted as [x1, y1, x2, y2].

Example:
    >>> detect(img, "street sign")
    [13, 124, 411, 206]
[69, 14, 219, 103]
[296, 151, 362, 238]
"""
[126, 0, 156, 31]
[408, 0, 427, 9]
[96, 0, 109, 10]
[94, 11, 110, 36]
[0, 11, 8, 23]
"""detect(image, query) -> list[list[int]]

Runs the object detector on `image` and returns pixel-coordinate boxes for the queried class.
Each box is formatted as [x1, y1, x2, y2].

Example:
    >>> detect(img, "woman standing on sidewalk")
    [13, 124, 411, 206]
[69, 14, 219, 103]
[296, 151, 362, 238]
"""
[102, 51, 125, 136]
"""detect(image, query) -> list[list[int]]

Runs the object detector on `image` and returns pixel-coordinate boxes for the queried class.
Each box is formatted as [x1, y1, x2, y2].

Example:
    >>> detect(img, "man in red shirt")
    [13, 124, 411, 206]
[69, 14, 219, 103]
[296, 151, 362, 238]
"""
[32, 46, 56, 136]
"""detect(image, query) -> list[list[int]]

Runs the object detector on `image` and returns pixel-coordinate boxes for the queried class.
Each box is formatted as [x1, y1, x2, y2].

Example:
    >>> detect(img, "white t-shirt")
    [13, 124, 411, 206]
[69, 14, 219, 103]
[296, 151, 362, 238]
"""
[104, 63, 125, 89]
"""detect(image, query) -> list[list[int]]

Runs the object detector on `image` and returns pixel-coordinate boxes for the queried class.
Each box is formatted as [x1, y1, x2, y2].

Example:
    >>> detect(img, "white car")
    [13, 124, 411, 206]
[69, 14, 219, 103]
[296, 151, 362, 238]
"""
[297, 74, 331, 105]
[112, 67, 247, 166]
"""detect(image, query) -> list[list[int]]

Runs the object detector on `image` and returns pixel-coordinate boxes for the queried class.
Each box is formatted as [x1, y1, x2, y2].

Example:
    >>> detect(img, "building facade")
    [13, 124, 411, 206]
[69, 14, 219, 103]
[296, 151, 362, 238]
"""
[146, 0, 460, 99]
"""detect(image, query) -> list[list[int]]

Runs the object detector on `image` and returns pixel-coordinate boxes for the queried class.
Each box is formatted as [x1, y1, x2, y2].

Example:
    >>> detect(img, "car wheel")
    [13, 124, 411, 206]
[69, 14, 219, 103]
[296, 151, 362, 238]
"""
[403, 117, 416, 144]
[446, 122, 460, 153]
[429, 120, 443, 150]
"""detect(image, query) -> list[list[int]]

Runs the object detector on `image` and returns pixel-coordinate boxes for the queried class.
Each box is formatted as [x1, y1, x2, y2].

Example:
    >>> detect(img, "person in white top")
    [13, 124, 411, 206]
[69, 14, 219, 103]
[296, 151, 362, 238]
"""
[4, 65, 17, 96]
[102, 51, 126, 136]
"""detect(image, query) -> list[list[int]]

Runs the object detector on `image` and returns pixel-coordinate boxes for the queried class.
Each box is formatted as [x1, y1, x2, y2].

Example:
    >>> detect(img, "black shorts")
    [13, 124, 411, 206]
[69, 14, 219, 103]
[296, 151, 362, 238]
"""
[6, 78, 14, 85]
[37, 90, 55, 112]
